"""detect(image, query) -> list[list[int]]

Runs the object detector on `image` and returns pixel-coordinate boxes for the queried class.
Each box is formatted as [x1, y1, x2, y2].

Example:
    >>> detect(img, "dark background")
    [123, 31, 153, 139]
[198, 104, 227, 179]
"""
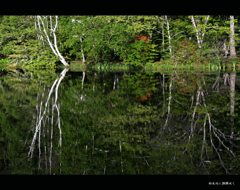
[1, 0, 240, 15]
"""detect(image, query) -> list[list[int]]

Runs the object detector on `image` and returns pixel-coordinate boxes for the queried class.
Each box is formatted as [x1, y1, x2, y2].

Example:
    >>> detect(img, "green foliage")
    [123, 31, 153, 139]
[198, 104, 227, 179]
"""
[0, 16, 35, 55]
[123, 41, 159, 66]
[82, 17, 132, 63]
[58, 16, 159, 66]
[0, 16, 58, 69]
[22, 47, 57, 70]
[1, 15, 240, 69]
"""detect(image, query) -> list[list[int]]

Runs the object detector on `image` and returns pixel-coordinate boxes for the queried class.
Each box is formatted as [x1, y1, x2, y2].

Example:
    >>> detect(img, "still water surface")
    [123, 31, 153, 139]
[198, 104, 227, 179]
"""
[0, 69, 239, 174]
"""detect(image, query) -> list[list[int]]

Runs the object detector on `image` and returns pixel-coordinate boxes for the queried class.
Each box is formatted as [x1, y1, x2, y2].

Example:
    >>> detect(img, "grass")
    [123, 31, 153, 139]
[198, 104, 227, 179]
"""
[68, 60, 240, 73]
[1, 58, 240, 73]
[69, 62, 129, 72]
[69, 61, 86, 71]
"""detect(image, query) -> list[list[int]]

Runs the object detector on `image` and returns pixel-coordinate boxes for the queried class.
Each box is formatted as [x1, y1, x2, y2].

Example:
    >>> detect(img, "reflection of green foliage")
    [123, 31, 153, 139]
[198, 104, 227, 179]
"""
[0, 70, 239, 174]
[0, 69, 59, 173]
[56, 71, 240, 174]
[0, 76, 43, 173]
[120, 72, 157, 100]
[55, 71, 161, 173]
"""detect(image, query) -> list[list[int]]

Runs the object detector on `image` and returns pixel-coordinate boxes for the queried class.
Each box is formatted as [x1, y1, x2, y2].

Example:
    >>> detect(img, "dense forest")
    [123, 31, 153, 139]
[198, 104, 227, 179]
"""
[0, 15, 239, 71]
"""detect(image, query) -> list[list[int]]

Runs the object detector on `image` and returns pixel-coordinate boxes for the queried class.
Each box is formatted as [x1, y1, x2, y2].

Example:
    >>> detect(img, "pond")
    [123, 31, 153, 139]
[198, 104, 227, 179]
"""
[0, 68, 239, 174]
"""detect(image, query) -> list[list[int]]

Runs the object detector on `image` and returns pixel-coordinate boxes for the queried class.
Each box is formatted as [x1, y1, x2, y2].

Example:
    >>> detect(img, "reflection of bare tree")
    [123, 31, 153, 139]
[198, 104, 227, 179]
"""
[113, 74, 119, 90]
[190, 85, 202, 139]
[223, 73, 229, 86]
[80, 71, 86, 101]
[212, 74, 220, 91]
[163, 74, 173, 130]
[213, 70, 237, 121]
[159, 72, 239, 174]
[28, 68, 68, 174]
[229, 72, 236, 116]
[189, 77, 238, 174]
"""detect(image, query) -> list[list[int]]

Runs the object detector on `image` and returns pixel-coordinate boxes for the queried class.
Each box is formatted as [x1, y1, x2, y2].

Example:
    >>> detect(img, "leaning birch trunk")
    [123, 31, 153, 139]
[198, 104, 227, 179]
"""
[36, 16, 69, 67]
[229, 16, 237, 58]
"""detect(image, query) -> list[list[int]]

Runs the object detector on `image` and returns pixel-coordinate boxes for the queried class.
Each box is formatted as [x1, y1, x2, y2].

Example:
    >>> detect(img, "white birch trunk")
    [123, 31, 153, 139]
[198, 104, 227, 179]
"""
[191, 16, 202, 48]
[164, 16, 172, 57]
[190, 16, 209, 49]
[229, 16, 237, 57]
[36, 16, 69, 67]
[80, 37, 85, 63]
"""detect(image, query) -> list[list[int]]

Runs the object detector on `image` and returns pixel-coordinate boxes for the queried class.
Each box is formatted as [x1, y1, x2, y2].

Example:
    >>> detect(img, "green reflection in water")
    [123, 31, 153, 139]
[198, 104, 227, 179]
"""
[0, 69, 240, 174]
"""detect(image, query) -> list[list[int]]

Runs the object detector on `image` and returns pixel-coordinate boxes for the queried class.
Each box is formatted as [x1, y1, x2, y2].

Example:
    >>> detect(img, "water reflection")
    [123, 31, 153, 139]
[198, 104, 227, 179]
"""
[230, 72, 236, 116]
[0, 69, 239, 174]
[28, 68, 68, 174]
[27, 70, 240, 174]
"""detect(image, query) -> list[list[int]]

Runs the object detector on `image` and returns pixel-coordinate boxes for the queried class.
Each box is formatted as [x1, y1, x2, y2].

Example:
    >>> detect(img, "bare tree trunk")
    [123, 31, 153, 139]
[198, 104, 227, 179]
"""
[229, 16, 237, 58]
[191, 16, 202, 48]
[164, 16, 172, 57]
[190, 16, 209, 49]
[162, 22, 165, 52]
[36, 16, 69, 67]
[223, 39, 229, 58]
[80, 36, 85, 63]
